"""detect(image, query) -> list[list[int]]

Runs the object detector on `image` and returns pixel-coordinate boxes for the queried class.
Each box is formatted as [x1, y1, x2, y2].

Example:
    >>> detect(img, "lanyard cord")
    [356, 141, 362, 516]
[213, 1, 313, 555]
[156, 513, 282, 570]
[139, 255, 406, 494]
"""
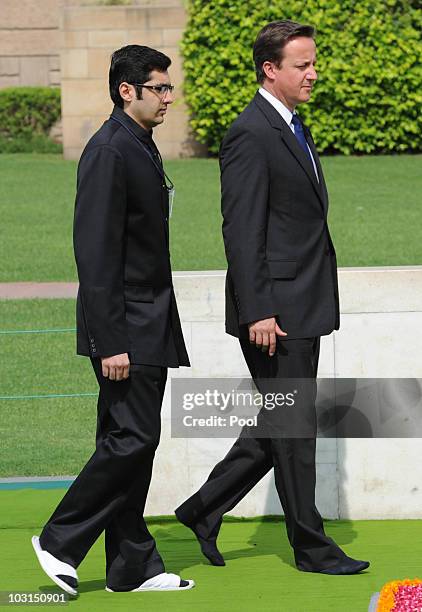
[110, 115, 174, 190]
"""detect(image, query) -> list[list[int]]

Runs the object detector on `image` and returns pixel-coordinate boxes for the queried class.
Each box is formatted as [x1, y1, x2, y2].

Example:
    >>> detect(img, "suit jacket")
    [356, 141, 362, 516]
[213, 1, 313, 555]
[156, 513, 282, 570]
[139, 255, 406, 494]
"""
[221, 92, 340, 340]
[73, 105, 189, 367]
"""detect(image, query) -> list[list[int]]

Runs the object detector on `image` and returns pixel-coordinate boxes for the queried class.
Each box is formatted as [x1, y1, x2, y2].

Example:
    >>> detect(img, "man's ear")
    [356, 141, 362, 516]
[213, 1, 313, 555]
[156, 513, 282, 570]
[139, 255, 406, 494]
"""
[262, 61, 279, 81]
[119, 82, 134, 103]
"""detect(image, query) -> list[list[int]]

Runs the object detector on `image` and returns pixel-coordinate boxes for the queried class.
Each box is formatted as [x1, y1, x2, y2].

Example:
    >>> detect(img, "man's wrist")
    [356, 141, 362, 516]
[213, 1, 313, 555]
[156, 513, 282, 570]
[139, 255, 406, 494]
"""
[247, 314, 277, 328]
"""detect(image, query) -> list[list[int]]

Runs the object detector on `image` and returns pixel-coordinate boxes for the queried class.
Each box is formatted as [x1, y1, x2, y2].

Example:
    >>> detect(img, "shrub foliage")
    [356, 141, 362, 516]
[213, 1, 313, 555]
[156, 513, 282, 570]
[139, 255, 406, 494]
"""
[182, 0, 421, 154]
[0, 87, 61, 144]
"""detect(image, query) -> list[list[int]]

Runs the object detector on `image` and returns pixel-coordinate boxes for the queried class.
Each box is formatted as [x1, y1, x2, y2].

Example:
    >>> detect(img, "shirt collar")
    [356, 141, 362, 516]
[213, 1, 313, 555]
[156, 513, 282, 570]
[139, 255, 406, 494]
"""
[110, 105, 154, 144]
[258, 87, 295, 127]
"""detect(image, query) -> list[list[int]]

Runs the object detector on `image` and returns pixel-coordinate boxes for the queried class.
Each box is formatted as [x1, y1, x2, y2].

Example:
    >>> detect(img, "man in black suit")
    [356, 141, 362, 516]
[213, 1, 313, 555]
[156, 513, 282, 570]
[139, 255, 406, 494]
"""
[32, 45, 194, 595]
[176, 21, 369, 575]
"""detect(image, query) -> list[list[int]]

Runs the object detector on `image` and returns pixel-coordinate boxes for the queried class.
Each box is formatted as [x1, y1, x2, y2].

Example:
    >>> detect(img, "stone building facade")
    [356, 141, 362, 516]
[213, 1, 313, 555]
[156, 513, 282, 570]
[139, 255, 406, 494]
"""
[0, 0, 202, 159]
[0, 0, 61, 88]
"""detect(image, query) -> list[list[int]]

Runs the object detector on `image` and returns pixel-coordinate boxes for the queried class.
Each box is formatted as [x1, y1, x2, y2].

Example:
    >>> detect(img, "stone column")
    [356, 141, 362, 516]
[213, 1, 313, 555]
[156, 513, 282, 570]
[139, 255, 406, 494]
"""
[60, 3, 204, 159]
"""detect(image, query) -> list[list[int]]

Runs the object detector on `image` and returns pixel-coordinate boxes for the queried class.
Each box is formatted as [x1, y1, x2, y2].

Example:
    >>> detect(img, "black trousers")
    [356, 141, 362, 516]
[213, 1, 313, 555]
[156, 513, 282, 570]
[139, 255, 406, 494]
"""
[40, 359, 167, 591]
[176, 337, 347, 572]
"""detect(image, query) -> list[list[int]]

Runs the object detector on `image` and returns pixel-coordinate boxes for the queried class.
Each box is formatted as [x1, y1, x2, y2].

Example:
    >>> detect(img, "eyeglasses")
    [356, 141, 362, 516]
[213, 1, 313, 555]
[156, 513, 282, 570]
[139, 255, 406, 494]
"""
[131, 83, 175, 96]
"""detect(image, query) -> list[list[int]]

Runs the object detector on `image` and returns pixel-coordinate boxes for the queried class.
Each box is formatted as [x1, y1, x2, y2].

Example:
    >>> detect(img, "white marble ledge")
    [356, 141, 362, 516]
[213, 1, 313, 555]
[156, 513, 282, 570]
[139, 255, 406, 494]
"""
[338, 266, 422, 313]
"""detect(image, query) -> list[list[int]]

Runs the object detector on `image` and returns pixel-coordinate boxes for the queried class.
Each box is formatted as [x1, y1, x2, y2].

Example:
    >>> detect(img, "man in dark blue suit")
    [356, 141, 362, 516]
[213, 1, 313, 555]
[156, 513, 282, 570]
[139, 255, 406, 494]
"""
[176, 20, 370, 575]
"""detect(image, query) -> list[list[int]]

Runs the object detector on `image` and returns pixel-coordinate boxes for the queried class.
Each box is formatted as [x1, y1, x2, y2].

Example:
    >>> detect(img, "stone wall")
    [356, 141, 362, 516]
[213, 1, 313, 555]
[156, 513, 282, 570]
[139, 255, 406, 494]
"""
[143, 266, 422, 520]
[0, 0, 203, 159]
[60, 3, 201, 159]
[0, 0, 61, 88]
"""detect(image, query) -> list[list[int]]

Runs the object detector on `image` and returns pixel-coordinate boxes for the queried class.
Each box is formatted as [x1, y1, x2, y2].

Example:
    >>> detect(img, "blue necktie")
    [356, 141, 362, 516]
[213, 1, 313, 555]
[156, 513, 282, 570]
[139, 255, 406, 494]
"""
[291, 114, 313, 164]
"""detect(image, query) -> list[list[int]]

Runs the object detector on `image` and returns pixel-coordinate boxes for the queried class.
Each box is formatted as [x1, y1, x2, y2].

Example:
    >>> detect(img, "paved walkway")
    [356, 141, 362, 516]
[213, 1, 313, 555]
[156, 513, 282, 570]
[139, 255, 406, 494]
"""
[0, 282, 78, 299]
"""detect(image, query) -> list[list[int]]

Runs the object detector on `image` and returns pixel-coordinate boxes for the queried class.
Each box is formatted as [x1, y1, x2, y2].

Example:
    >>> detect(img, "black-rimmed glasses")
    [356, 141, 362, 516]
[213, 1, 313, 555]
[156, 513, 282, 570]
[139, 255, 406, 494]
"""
[130, 83, 175, 96]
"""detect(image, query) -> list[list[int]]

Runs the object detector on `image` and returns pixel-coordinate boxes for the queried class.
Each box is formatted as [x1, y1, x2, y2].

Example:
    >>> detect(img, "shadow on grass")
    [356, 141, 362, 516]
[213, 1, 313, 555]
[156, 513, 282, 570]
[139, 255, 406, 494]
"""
[150, 518, 359, 574]
[38, 579, 107, 597]
[32, 519, 361, 595]
[77, 579, 107, 594]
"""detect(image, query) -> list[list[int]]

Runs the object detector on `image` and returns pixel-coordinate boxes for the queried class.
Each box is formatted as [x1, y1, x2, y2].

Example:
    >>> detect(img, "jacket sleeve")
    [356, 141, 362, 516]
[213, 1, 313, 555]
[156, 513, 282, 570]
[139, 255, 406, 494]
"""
[73, 144, 130, 358]
[220, 126, 277, 326]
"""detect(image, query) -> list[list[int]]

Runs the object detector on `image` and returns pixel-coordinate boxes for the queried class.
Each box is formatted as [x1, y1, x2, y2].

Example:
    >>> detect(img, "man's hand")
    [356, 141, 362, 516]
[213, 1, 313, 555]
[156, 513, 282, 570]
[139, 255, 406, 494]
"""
[248, 317, 287, 357]
[101, 353, 130, 381]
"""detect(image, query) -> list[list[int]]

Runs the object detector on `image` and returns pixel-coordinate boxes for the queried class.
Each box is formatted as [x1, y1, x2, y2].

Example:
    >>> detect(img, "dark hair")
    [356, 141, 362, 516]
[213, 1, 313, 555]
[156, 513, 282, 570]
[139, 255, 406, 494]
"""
[109, 44, 171, 107]
[253, 20, 315, 84]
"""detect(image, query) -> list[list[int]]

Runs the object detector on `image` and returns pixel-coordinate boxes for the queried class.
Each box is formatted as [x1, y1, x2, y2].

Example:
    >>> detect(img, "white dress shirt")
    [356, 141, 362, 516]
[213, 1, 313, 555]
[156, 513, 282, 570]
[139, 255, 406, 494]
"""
[258, 87, 319, 181]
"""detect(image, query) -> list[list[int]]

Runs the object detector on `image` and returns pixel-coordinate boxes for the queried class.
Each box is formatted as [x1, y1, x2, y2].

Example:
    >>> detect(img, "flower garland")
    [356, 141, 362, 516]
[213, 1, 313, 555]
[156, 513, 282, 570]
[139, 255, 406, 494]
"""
[377, 578, 422, 611]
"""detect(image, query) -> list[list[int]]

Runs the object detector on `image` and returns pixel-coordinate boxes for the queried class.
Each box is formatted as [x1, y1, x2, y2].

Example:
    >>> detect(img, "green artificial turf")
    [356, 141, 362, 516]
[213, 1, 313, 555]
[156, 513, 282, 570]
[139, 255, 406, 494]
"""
[0, 489, 421, 611]
[0, 154, 421, 282]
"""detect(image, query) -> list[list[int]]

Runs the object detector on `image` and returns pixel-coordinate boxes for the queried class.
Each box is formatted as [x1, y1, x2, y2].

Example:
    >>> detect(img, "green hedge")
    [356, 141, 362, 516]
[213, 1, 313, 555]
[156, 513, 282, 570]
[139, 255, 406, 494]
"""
[0, 135, 62, 154]
[182, 0, 422, 155]
[0, 87, 61, 152]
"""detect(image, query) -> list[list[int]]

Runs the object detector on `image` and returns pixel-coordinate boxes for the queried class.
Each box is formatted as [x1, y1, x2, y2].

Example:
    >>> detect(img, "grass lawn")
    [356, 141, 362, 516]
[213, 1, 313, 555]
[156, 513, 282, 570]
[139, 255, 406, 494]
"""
[0, 153, 421, 282]
[0, 300, 96, 476]
[0, 490, 421, 611]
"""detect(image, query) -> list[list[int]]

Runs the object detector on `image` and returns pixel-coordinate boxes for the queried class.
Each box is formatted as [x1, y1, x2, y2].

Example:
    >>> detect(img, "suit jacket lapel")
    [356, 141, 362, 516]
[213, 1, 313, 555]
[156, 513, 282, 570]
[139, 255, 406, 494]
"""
[110, 105, 168, 219]
[253, 93, 325, 210]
